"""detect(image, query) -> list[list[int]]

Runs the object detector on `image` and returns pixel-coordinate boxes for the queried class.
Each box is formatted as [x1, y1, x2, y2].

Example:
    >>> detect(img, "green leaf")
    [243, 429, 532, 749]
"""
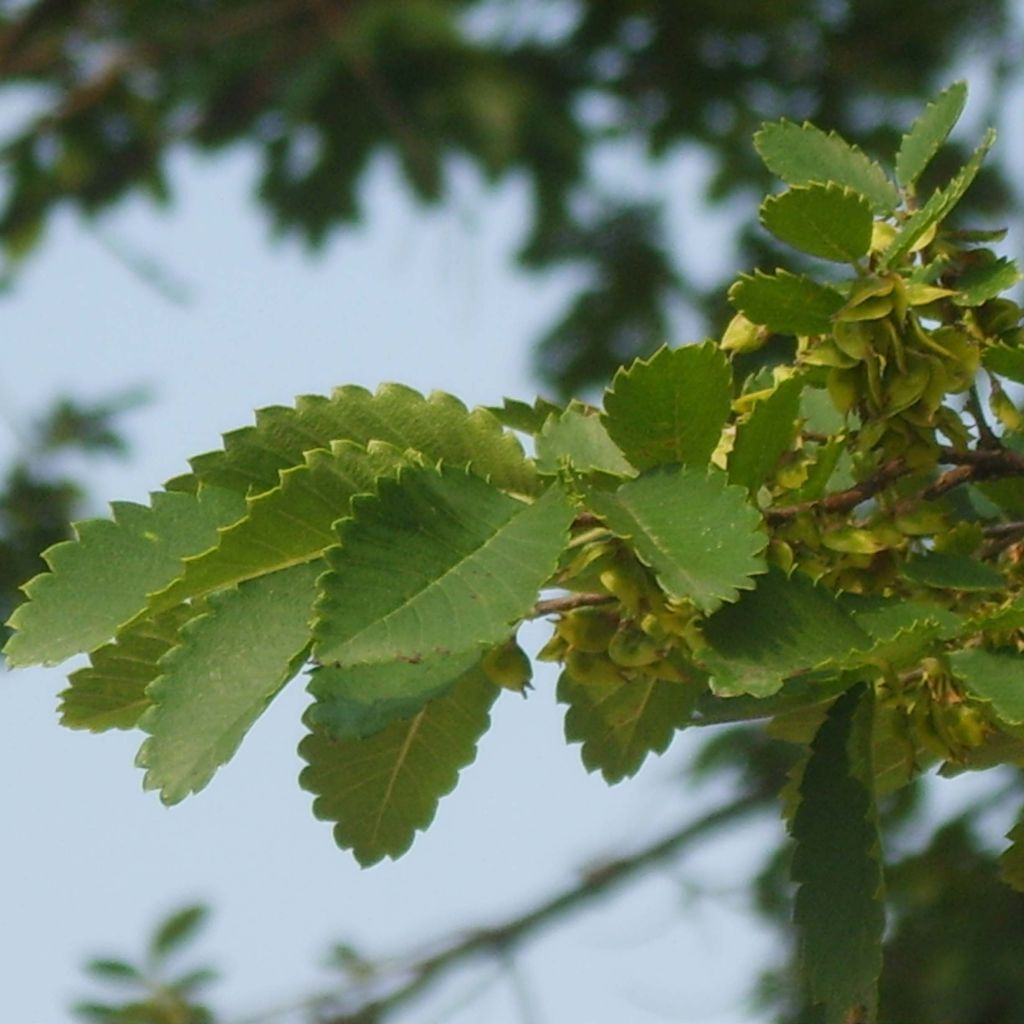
[175, 384, 538, 498]
[484, 396, 562, 435]
[840, 595, 963, 670]
[880, 128, 997, 270]
[729, 270, 845, 336]
[895, 81, 968, 188]
[983, 344, 1024, 384]
[299, 667, 498, 865]
[791, 686, 885, 1024]
[1000, 817, 1024, 892]
[584, 467, 765, 614]
[601, 343, 732, 470]
[729, 376, 804, 492]
[3, 486, 246, 667]
[950, 648, 1024, 725]
[558, 671, 700, 783]
[83, 959, 144, 984]
[702, 569, 871, 697]
[147, 441, 410, 616]
[951, 256, 1022, 306]
[313, 469, 574, 666]
[137, 562, 320, 804]
[759, 184, 873, 263]
[754, 120, 899, 213]
[150, 904, 209, 961]
[903, 551, 1004, 591]
[535, 404, 635, 477]
[59, 604, 198, 732]
[306, 650, 481, 739]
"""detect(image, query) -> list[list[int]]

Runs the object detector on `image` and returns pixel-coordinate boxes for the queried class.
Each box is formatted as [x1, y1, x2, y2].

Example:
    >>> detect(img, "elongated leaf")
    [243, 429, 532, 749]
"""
[880, 128, 997, 270]
[1001, 816, 1024, 892]
[584, 467, 765, 614]
[4, 486, 246, 667]
[137, 562, 321, 804]
[950, 648, 1024, 725]
[314, 469, 574, 666]
[601, 344, 732, 470]
[903, 551, 1004, 591]
[306, 650, 481, 740]
[535, 404, 635, 477]
[702, 569, 870, 697]
[953, 257, 1023, 306]
[729, 270, 845, 336]
[150, 905, 209, 961]
[754, 120, 899, 213]
[983, 344, 1024, 384]
[147, 441, 410, 615]
[791, 686, 885, 1024]
[895, 81, 968, 188]
[300, 667, 498, 864]
[59, 604, 199, 732]
[729, 376, 804, 492]
[760, 184, 873, 263]
[485, 396, 562, 435]
[558, 672, 700, 783]
[173, 384, 538, 498]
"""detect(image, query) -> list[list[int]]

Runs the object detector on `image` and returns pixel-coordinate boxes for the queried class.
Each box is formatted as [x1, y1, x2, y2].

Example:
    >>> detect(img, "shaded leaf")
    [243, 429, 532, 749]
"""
[702, 569, 870, 697]
[759, 184, 873, 262]
[950, 648, 1024, 725]
[754, 120, 898, 213]
[791, 686, 885, 1024]
[313, 469, 574, 667]
[535, 404, 635, 477]
[558, 671, 700, 783]
[150, 905, 209, 961]
[895, 80, 968, 188]
[952, 256, 1022, 306]
[728, 375, 804, 492]
[983, 344, 1024, 384]
[729, 270, 845, 336]
[137, 562, 320, 804]
[300, 667, 498, 865]
[601, 343, 732, 470]
[1001, 817, 1024, 892]
[584, 467, 766, 614]
[903, 551, 1004, 591]
[84, 959, 143, 984]
[4, 486, 246, 667]
[484, 396, 562, 435]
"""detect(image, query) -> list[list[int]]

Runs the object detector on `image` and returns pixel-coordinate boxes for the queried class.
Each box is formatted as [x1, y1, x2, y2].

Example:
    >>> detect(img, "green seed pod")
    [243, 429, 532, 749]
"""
[607, 624, 662, 668]
[481, 640, 533, 693]
[556, 606, 619, 653]
[565, 650, 625, 687]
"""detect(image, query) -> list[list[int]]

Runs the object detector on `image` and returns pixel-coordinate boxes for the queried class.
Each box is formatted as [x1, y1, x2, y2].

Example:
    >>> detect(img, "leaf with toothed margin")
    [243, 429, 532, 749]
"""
[313, 467, 574, 668]
[791, 685, 885, 1024]
[59, 603, 200, 732]
[895, 81, 968, 188]
[535, 404, 635, 477]
[729, 270, 845, 336]
[484, 396, 563, 435]
[558, 671, 702, 783]
[728, 375, 804, 492]
[760, 184, 873, 263]
[136, 562, 320, 805]
[601, 344, 732, 471]
[950, 648, 1024, 725]
[144, 441, 413, 617]
[583, 467, 766, 615]
[167, 384, 539, 498]
[3, 486, 246, 667]
[300, 665, 498, 865]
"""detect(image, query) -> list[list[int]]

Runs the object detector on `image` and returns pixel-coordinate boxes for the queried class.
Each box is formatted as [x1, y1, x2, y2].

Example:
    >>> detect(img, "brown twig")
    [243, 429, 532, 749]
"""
[529, 592, 613, 617]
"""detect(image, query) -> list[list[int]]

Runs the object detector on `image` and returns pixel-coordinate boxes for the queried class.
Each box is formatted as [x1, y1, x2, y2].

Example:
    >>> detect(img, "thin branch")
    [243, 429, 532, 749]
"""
[529, 592, 614, 617]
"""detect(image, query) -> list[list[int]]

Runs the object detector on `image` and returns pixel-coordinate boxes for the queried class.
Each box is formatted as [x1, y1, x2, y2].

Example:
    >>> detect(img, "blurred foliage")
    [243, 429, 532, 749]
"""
[0, 392, 140, 642]
[0, 0, 1019, 394]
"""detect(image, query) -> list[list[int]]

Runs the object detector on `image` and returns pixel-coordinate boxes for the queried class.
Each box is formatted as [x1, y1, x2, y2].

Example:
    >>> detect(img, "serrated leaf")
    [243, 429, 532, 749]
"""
[558, 671, 700, 783]
[584, 467, 765, 614]
[601, 343, 732, 470]
[176, 384, 538, 498]
[150, 904, 209, 960]
[299, 667, 498, 865]
[880, 128, 997, 270]
[306, 650, 481, 740]
[760, 184, 873, 262]
[895, 81, 968, 188]
[983, 344, 1024, 384]
[59, 604, 198, 731]
[702, 569, 871, 697]
[137, 562, 320, 804]
[950, 648, 1024, 724]
[314, 469, 574, 666]
[1000, 817, 1024, 892]
[791, 686, 884, 1024]
[535, 404, 635, 477]
[147, 441, 410, 616]
[839, 594, 964, 670]
[903, 551, 1004, 591]
[729, 270, 845, 336]
[3, 486, 246, 667]
[754, 120, 898, 213]
[951, 256, 1021, 306]
[729, 376, 804, 491]
[484, 396, 562, 434]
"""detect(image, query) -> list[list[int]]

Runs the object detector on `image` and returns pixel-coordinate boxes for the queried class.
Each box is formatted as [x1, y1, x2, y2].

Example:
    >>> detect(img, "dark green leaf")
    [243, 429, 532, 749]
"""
[760, 184, 873, 262]
[150, 905, 209, 961]
[950, 648, 1024, 724]
[952, 257, 1021, 306]
[895, 81, 968, 188]
[729, 270, 845, 336]
[903, 552, 1004, 591]
[535, 404, 635, 476]
[982, 344, 1024, 384]
[729, 375, 804, 492]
